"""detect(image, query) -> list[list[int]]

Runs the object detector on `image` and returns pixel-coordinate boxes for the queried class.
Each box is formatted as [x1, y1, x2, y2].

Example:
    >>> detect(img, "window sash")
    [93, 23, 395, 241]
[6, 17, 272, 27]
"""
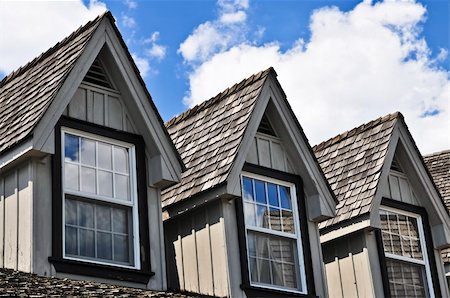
[241, 172, 307, 294]
[61, 127, 141, 270]
[380, 206, 435, 298]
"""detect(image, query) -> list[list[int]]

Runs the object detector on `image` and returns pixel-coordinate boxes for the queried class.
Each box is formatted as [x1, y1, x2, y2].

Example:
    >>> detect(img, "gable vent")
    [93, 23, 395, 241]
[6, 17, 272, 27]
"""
[257, 114, 277, 137]
[391, 156, 403, 172]
[83, 59, 114, 89]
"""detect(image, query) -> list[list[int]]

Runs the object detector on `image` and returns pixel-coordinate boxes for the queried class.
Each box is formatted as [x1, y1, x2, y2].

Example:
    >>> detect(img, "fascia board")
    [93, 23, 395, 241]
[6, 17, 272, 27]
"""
[397, 123, 450, 237]
[369, 122, 400, 228]
[103, 24, 182, 183]
[33, 20, 107, 153]
[0, 138, 33, 173]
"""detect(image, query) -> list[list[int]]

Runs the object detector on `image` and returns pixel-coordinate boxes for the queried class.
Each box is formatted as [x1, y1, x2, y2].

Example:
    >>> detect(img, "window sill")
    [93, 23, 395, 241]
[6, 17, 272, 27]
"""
[240, 284, 317, 298]
[49, 257, 154, 284]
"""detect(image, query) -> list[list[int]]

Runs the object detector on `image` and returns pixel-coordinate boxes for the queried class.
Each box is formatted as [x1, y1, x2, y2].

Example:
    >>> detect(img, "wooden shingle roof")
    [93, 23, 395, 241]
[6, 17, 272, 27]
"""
[313, 113, 399, 229]
[161, 68, 274, 207]
[424, 150, 450, 211]
[0, 268, 197, 297]
[424, 150, 450, 263]
[0, 13, 108, 154]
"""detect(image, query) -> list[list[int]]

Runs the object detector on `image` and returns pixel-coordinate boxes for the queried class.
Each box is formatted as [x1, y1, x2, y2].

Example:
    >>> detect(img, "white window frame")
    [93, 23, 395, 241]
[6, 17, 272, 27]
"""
[241, 171, 307, 295]
[61, 127, 141, 270]
[380, 205, 435, 298]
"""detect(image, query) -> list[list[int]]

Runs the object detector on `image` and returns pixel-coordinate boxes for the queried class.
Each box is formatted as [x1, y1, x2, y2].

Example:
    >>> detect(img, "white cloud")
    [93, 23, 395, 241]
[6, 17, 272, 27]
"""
[123, 0, 137, 9]
[178, 0, 252, 63]
[131, 53, 150, 77]
[0, 0, 106, 75]
[122, 15, 137, 29]
[144, 32, 167, 60]
[182, 0, 450, 154]
[220, 11, 247, 24]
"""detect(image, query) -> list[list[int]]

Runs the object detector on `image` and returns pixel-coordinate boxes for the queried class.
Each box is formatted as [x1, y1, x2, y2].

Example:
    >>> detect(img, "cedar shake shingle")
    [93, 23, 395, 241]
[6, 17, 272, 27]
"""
[0, 13, 105, 154]
[0, 268, 196, 297]
[161, 68, 274, 208]
[313, 113, 399, 229]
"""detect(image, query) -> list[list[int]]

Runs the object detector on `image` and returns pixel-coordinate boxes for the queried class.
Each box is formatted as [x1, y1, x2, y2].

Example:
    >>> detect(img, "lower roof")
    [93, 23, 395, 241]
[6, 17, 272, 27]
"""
[0, 268, 196, 297]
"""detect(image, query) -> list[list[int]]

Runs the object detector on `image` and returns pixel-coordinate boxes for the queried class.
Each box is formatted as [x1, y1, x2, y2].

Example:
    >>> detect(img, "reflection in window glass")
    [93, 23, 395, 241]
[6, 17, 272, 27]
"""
[241, 175, 303, 292]
[62, 130, 136, 267]
[380, 209, 431, 297]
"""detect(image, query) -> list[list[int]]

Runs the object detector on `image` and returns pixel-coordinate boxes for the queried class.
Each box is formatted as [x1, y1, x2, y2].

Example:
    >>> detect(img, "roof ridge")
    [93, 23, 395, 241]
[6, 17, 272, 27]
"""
[313, 111, 402, 152]
[424, 149, 450, 158]
[165, 67, 275, 129]
[0, 11, 110, 89]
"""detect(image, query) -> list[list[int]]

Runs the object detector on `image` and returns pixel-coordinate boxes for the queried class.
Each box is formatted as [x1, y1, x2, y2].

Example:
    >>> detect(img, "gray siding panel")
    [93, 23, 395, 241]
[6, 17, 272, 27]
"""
[0, 178, 4, 267]
[17, 164, 32, 272]
[323, 231, 375, 298]
[165, 201, 228, 297]
[4, 170, 18, 270]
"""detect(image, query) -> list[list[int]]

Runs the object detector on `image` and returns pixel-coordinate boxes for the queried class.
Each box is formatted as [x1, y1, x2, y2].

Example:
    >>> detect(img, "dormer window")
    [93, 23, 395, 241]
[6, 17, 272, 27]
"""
[62, 128, 139, 268]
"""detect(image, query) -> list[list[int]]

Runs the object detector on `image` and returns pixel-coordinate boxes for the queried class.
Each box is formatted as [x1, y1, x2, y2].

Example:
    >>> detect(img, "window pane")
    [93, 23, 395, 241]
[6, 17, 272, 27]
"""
[80, 166, 96, 194]
[96, 204, 111, 231]
[255, 233, 269, 259]
[114, 147, 129, 173]
[256, 204, 269, 229]
[284, 264, 298, 289]
[98, 170, 113, 197]
[114, 235, 129, 263]
[271, 261, 284, 287]
[255, 180, 266, 204]
[97, 232, 112, 260]
[79, 229, 95, 258]
[78, 201, 94, 228]
[65, 226, 77, 255]
[242, 177, 254, 201]
[113, 208, 128, 234]
[280, 186, 291, 210]
[65, 199, 77, 225]
[65, 163, 79, 191]
[386, 259, 428, 298]
[247, 233, 256, 257]
[98, 143, 112, 170]
[249, 257, 258, 283]
[115, 174, 130, 200]
[268, 207, 282, 231]
[280, 239, 296, 264]
[244, 202, 256, 226]
[64, 134, 79, 162]
[258, 259, 271, 284]
[281, 210, 294, 234]
[268, 183, 279, 207]
[80, 139, 95, 166]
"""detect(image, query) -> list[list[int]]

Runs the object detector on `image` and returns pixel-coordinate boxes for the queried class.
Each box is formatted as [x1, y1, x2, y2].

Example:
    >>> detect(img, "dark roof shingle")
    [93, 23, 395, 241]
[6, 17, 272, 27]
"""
[161, 68, 274, 208]
[313, 113, 400, 229]
[0, 268, 197, 297]
[0, 13, 109, 154]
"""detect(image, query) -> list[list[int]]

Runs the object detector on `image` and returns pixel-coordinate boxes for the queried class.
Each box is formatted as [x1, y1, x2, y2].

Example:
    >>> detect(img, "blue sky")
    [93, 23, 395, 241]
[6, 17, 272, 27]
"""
[0, 0, 448, 153]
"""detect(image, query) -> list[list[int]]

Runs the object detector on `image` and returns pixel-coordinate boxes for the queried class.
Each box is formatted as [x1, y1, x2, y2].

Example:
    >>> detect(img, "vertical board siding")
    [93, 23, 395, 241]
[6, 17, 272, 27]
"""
[17, 164, 32, 272]
[66, 85, 135, 134]
[246, 133, 292, 173]
[387, 171, 420, 206]
[165, 202, 228, 297]
[1, 161, 32, 272]
[323, 232, 374, 298]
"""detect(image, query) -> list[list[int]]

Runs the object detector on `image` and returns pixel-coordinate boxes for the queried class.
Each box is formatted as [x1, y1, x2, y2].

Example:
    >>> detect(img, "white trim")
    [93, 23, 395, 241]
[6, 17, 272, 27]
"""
[380, 206, 435, 298]
[241, 172, 308, 294]
[320, 219, 371, 243]
[61, 127, 141, 270]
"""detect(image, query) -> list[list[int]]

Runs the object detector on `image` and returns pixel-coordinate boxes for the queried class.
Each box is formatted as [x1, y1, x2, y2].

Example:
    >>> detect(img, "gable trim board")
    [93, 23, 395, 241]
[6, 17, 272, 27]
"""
[316, 113, 450, 249]
[0, 12, 183, 187]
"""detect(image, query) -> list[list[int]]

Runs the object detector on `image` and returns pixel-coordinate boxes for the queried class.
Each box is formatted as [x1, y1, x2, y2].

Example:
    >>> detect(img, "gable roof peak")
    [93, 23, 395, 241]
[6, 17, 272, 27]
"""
[0, 11, 111, 89]
[165, 67, 276, 129]
[313, 111, 402, 152]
